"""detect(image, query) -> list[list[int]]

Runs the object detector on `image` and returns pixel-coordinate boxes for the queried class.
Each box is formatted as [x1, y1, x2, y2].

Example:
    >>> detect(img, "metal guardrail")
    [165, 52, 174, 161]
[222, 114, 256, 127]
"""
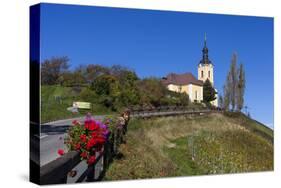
[130, 106, 222, 118]
[40, 151, 81, 184]
[40, 139, 116, 184]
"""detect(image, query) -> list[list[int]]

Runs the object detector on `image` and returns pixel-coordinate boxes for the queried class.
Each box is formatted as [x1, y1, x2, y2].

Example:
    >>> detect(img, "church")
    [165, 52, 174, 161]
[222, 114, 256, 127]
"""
[162, 35, 218, 106]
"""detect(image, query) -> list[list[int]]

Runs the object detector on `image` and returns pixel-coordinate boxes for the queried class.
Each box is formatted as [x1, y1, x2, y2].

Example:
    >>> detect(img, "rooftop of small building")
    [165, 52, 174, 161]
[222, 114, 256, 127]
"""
[162, 72, 203, 86]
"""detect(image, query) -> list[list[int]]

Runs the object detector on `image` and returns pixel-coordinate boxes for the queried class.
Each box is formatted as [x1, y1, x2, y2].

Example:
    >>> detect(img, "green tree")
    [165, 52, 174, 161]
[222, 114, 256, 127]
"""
[60, 71, 86, 87]
[229, 53, 238, 111]
[172, 91, 190, 106]
[223, 73, 231, 110]
[237, 63, 246, 112]
[91, 75, 119, 95]
[41, 56, 70, 85]
[85, 64, 110, 84]
[203, 79, 217, 104]
[116, 68, 140, 106]
[223, 53, 246, 112]
[137, 78, 166, 106]
[91, 75, 121, 110]
[218, 95, 224, 109]
[79, 87, 98, 104]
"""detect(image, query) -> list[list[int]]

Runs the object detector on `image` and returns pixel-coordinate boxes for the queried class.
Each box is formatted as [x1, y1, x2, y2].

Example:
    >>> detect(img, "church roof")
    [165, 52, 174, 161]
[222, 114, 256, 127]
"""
[162, 73, 203, 86]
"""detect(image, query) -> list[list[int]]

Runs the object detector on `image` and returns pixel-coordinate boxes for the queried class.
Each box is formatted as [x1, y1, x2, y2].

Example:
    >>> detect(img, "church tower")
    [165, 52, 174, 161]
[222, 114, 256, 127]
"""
[198, 34, 214, 85]
[198, 34, 218, 106]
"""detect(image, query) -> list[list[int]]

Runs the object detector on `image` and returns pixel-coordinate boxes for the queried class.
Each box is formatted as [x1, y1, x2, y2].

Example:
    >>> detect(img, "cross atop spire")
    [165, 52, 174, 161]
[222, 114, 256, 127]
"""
[204, 32, 207, 47]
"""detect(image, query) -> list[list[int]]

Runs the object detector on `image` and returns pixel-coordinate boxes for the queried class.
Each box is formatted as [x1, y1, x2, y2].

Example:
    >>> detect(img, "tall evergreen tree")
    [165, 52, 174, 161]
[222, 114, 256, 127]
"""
[237, 63, 246, 111]
[218, 95, 224, 109]
[229, 53, 238, 111]
[203, 79, 217, 104]
[223, 83, 230, 110]
[223, 67, 232, 111]
[223, 53, 246, 112]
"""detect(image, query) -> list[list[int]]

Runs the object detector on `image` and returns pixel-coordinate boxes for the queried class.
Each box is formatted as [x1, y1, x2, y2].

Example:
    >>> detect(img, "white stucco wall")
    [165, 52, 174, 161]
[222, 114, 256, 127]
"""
[167, 83, 203, 103]
[167, 84, 181, 92]
[198, 63, 214, 85]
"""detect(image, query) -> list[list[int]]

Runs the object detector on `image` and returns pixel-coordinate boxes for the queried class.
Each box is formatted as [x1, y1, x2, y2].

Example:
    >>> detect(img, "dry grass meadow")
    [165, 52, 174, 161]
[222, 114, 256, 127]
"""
[104, 113, 273, 180]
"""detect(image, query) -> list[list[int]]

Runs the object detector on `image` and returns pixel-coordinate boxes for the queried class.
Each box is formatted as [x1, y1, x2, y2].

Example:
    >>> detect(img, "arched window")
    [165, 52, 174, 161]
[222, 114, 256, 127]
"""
[195, 91, 198, 100]
[201, 71, 204, 78]
[208, 71, 210, 78]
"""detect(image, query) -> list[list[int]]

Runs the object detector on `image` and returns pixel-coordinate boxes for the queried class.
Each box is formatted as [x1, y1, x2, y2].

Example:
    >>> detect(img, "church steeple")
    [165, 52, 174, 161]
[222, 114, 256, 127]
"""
[198, 33, 214, 85]
[200, 33, 212, 65]
[204, 32, 207, 47]
[197, 34, 218, 107]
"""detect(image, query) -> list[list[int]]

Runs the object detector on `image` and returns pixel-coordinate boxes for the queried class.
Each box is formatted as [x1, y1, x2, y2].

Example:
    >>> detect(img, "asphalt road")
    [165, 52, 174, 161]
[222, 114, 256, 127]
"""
[40, 115, 105, 166]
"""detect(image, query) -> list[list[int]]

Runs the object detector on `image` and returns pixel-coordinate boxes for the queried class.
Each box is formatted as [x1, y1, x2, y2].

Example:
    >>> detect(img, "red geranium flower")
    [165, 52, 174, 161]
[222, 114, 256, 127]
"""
[75, 143, 81, 150]
[91, 131, 99, 138]
[80, 134, 87, 143]
[87, 155, 96, 165]
[96, 137, 106, 145]
[86, 138, 98, 150]
[80, 151, 88, 159]
[85, 119, 99, 131]
[57, 149, 64, 156]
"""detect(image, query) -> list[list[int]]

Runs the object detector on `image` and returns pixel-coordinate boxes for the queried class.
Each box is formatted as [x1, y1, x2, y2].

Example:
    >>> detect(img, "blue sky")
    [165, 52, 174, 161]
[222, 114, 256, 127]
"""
[40, 3, 274, 128]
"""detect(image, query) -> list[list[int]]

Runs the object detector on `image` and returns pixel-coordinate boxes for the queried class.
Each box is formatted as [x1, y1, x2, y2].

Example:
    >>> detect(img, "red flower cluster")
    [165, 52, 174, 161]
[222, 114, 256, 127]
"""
[85, 132, 105, 150]
[65, 114, 110, 166]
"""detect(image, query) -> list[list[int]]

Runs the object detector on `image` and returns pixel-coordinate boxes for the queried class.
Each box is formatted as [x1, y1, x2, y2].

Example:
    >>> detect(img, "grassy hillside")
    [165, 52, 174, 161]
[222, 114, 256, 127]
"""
[104, 113, 273, 180]
[41, 85, 114, 123]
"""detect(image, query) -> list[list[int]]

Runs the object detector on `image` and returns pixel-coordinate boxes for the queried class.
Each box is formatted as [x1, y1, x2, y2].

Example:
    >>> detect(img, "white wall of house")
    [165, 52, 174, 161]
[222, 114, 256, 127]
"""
[167, 83, 203, 103]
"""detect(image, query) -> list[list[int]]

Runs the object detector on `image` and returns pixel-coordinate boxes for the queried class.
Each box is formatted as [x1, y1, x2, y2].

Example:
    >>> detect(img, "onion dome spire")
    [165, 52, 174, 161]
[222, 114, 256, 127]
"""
[200, 33, 212, 65]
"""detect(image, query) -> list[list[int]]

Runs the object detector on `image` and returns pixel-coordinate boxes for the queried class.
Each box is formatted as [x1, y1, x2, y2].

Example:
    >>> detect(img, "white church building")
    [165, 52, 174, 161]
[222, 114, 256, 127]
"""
[162, 35, 218, 106]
